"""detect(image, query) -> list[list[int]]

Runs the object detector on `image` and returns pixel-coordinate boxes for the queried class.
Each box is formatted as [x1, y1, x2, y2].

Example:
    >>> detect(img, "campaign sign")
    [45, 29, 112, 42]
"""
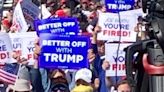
[11, 2, 28, 32]
[21, 0, 40, 28]
[39, 34, 90, 69]
[105, 0, 134, 12]
[10, 36, 22, 56]
[0, 33, 12, 64]
[34, 18, 79, 35]
[105, 43, 132, 76]
[9, 32, 37, 65]
[98, 12, 137, 42]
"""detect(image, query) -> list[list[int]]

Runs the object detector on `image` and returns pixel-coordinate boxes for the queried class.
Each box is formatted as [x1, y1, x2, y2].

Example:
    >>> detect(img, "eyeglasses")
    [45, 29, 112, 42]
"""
[51, 86, 68, 92]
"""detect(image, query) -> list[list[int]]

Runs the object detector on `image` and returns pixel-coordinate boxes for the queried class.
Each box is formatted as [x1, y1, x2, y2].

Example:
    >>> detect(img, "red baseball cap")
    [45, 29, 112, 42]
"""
[2, 19, 11, 28]
[55, 9, 66, 17]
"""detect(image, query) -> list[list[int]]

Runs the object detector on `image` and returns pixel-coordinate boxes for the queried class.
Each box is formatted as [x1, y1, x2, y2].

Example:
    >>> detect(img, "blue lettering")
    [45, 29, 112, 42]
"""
[113, 56, 125, 62]
[27, 47, 35, 52]
[0, 45, 7, 51]
[104, 23, 129, 30]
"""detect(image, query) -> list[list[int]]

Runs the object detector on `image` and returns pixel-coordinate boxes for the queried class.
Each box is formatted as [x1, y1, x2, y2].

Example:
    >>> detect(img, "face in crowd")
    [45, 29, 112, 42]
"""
[117, 80, 131, 92]
[81, 0, 89, 10]
[97, 41, 105, 56]
[50, 69, 70, 92]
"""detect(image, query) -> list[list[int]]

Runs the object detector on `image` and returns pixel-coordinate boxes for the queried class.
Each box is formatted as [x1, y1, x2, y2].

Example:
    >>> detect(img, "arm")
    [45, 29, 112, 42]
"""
[30, 64, 44, 92]
[30, 42, 44, 92]
[91, 26, 101, 54]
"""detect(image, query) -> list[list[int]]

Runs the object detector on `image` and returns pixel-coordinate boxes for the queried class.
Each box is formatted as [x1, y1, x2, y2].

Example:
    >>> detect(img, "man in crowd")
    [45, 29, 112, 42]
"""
[117, 79, 131, 92]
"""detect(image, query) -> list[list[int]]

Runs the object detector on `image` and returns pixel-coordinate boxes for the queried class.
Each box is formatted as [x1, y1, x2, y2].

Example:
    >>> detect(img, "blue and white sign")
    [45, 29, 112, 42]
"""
[34, 18, 79, 35]
[105, 0, 135, 12]
[39, 34, 90, 69]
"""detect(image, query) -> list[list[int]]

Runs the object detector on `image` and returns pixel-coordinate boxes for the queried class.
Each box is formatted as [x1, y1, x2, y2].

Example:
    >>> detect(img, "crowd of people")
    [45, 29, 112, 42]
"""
[0, 0, 146, 92]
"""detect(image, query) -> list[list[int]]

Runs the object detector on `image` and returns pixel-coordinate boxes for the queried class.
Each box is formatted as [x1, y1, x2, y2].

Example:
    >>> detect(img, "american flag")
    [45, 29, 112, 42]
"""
[0, 63, 19, 85]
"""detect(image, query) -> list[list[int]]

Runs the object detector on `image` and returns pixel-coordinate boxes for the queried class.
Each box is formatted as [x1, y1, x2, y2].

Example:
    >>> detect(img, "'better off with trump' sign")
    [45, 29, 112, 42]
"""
[39, 34, 90, 69]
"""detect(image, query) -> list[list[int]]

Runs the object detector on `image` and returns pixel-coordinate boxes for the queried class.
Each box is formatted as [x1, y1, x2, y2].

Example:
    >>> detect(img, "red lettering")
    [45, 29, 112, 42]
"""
[0, 53, 7, 59]
[27, 54, 35, 60]
[117, 31, 121, 36]
[122, 64, 126, 70]
[28, 54, 32, 60]
[129, 31, 131, 37]
[102, 30, 130, 37]
[112, 64, 125, 70]
[123, 31, 128, 36]
[111, 31, 116, 36]
[103, 30, 108, 35]
[112, 64, 117, 70]
[118, 64, 121, 70]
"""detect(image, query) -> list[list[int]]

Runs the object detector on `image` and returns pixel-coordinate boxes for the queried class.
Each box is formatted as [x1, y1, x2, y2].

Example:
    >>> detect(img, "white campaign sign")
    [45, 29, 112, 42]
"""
[0, 32, 13, 64]
[105, 43, 132, 76]
[98, 12, 137, 42]
[11, 2, 28, 32]
[9, 32, 37, 65]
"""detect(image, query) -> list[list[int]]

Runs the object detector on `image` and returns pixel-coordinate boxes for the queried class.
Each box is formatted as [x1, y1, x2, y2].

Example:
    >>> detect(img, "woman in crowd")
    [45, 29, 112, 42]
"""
[72, 68, 93, 92]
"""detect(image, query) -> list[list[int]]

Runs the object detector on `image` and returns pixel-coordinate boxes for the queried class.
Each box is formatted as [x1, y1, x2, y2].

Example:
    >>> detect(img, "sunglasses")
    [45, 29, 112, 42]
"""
[51, 86, 68, 92]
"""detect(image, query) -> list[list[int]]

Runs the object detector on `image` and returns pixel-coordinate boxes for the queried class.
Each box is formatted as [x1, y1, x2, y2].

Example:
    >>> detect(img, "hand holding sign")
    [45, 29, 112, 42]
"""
[94, 26, 102, 34]
[12, 52, 29, 65]
[33, 39, 41, 59]
[32, 38, 41, 69]
[87, 49, 96, 63]
[102, 60, 110, 70]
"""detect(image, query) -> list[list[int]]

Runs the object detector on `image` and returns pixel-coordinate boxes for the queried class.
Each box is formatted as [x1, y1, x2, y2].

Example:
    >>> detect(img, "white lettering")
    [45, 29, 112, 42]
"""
[56, 48, 72, 53]
[63, 22, 75, 27]
[44, 53, 51, 62]
[51, 54, 58, 62]
[43, 53, 84, 63]
[71, 41, 86, 47]
[38, 23, 62, 30]
[42, 40, 70, 47]
[76, 55, 83, 63]
[107, 4, 132, 10]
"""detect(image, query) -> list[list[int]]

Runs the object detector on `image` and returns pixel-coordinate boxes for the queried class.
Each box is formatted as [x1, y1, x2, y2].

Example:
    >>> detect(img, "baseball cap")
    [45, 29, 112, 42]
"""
[75, 68, 92, 83]
[55, 9, 67, 17]
[51, 77, 70, 92]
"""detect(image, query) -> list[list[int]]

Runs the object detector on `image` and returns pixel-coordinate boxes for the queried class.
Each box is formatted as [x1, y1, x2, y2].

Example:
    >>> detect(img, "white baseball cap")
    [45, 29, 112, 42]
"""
[75, 68, 92, 83]
[7, 79, 32, 92]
